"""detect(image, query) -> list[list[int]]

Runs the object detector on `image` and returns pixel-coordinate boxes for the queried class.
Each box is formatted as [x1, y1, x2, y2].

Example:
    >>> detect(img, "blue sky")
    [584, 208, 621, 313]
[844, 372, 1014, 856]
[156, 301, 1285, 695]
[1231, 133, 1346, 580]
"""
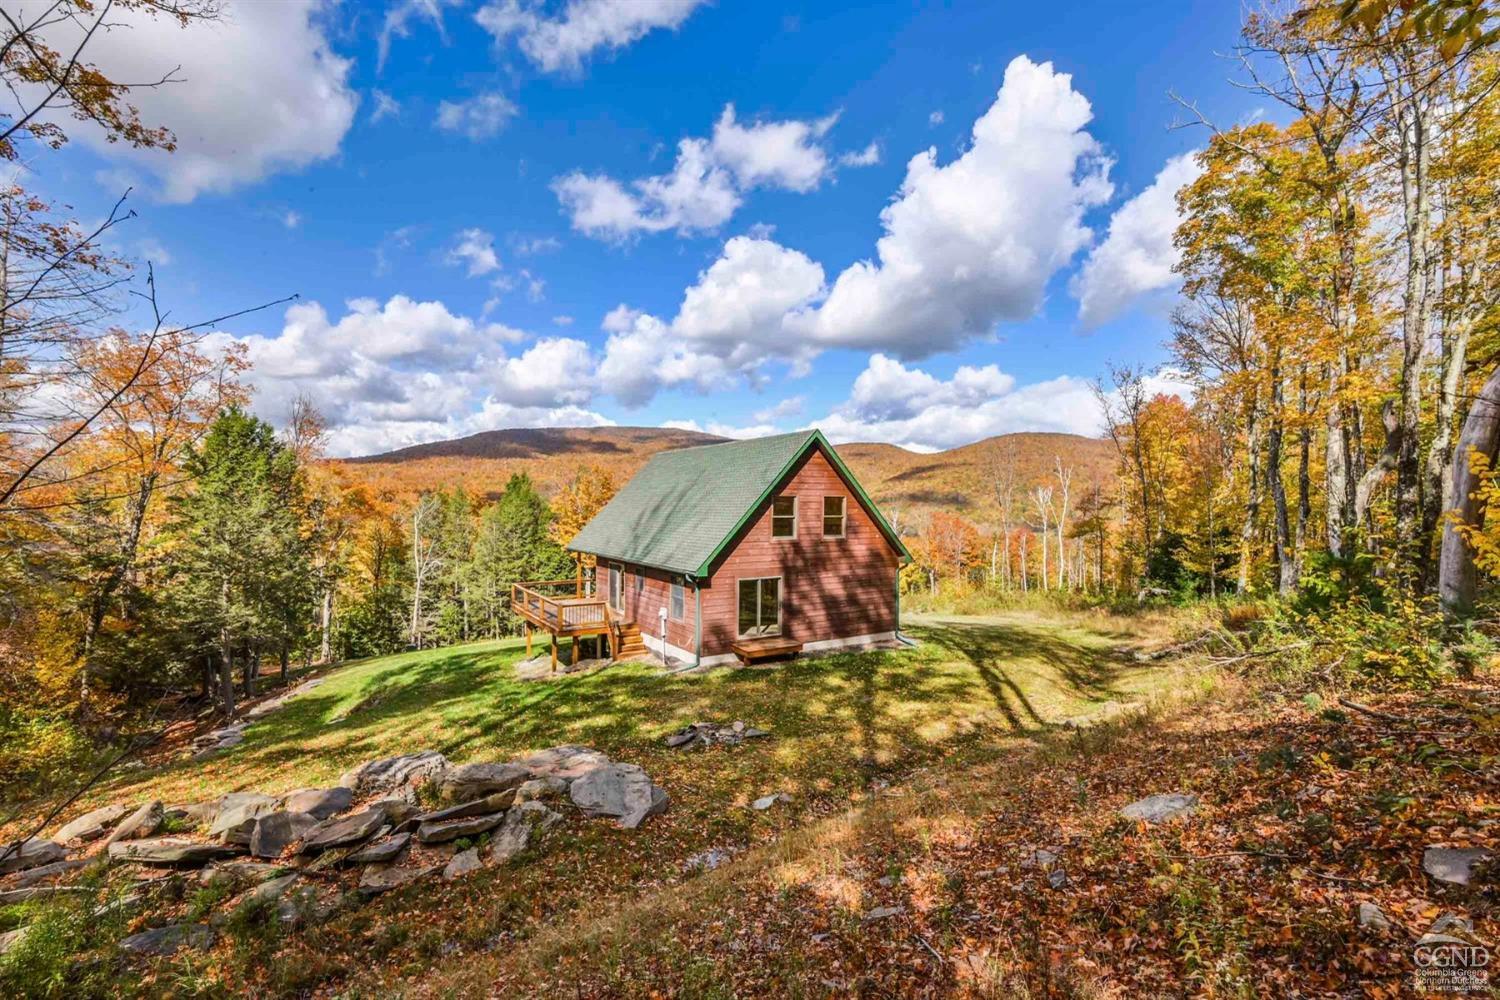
[25, 0, 1255, 456]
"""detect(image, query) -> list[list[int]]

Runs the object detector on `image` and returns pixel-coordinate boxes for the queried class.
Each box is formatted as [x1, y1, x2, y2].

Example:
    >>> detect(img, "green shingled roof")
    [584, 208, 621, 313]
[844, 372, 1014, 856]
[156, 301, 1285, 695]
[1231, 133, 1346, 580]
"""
[566, 428, 908, 576]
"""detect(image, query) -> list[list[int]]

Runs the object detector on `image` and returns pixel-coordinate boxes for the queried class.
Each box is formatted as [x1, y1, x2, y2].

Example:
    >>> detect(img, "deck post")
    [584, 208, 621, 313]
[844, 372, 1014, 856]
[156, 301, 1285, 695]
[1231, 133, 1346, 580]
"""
[550, 633, 557, 673]
[525, 623, 532, 658]
[571, 636, 579, 666]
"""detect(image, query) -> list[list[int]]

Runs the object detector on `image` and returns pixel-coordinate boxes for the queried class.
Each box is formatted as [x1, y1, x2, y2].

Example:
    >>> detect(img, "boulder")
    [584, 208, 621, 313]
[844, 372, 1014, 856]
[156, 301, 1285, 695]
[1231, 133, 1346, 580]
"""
[570, 763, 669, 828]
[437, 762, 529, 802]
[415, 792, 516, 825]
[198, 860, 287, 887]
[119, 923, 214, 957]
[357, 863, 437, 896]
[208, 793, 278, 844]
[1422, 846, 1492, 887]
[240, 873, 300, 910]
[0, 839, 66, 876]
[514, 777, 569, 804]
[54, 803, 131, 844]
[372, 798, 420, 829]
[443, 848, 482, 880]
[104, 801, 164, 846]
[108, 838, 245, 866]
[248, 811, 319, 859]
[416, 811, 507, 844]
[164, 801, 217, 829]
[516, 745, 609, 781]
[338, 750, 449, 796]
[10, 858, 88, 889]
[1120, 793, 1199, 824]
[298, 808, 386, 854]
[278, 787, 353, 821]
[489, 802, 562, 863]
[347, 832, 411, 865]
[0, 927, 29, 957]
[1358, 901, 1392, 931]
[665, 722, 771, 749]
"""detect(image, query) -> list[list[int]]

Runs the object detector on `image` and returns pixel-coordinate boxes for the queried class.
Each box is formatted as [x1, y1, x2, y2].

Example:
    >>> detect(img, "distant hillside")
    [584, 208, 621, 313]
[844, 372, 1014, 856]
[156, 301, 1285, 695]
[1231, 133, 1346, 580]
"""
[335, 426, 1116, 523]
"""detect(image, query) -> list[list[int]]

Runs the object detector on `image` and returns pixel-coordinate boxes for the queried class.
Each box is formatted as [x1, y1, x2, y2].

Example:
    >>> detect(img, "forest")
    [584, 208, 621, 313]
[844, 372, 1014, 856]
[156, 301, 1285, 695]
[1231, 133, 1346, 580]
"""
[1, 1, 1497, 800]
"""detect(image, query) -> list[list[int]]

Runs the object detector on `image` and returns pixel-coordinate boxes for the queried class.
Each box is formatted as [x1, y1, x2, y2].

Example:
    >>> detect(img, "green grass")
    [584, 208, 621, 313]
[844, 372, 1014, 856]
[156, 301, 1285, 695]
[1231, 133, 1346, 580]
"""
[74, 609, 1180, 814]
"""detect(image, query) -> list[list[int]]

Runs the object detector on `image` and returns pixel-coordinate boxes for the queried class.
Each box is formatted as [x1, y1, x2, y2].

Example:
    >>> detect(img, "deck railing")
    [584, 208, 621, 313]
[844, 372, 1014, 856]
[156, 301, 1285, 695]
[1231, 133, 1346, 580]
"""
[510, 580, 610, 634]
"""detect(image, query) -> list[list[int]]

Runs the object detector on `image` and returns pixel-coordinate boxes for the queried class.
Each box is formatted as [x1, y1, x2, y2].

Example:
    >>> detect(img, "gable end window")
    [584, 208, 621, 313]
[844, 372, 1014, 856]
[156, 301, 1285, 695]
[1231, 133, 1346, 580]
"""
[670, 579, 685, 620]
[771, 496, 797, 539]
[823, 496, 846, 538]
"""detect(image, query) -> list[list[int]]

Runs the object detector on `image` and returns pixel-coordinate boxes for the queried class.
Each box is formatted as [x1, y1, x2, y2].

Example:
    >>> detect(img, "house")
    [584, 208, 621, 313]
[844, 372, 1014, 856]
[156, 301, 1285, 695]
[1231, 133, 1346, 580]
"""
[510, 429, 910, 669]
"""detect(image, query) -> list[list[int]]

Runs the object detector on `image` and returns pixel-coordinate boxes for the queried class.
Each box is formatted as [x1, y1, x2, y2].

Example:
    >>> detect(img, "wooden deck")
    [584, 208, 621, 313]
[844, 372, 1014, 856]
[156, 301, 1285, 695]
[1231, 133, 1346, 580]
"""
[511, 579, 620, 669]
[730, 636, 803, 665]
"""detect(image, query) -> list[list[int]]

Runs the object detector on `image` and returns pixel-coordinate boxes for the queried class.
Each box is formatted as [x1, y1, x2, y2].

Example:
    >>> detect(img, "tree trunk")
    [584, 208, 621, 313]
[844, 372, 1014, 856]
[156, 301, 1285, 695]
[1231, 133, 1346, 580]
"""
[279, 638, 289, 684]
[1238, 392, 1262, 594]
[218, 629, 236, 718]
[1422, 315, 1474, 587]
[1438, 365, 1500, 615]
[318, 586, 333, 663]
[1267, 360, 1296, 595]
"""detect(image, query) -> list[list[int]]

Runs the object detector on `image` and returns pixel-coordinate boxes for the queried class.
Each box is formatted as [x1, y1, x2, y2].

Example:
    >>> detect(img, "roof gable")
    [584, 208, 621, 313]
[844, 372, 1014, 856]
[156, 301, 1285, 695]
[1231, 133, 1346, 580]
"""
[566, 429, 909, 576]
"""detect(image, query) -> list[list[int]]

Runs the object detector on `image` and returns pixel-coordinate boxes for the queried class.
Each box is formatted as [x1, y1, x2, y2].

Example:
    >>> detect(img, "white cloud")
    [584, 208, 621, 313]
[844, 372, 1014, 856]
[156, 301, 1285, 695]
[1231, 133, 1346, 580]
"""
[928, 110, 945, 126]
[815, 354, 1105, 451]
[595, 306, 737, 407]
[216, 295, 599, 457]
[838, 142, 881, 167]
[1072, 151, 1203, 328]
[446, 228, 501, 276]
[436, 92, 518, 140]
[554, 104, 844, 240]
[379, 0, 462, 71]
[282, 210, 302, 229]
[753, 396, 804, 423]
[661, 418, 779, 440]
[798, 55, 1113, 358]
[513, 234, 562, 255]
[49, 2, 357, 203]
[476, 0, 708, 74]
[370, 90, 402, 123]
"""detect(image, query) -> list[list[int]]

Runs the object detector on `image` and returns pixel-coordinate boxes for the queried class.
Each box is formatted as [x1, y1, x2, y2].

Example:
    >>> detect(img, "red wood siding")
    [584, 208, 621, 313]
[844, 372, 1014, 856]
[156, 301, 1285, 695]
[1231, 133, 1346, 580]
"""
[595, 445, 900, 659]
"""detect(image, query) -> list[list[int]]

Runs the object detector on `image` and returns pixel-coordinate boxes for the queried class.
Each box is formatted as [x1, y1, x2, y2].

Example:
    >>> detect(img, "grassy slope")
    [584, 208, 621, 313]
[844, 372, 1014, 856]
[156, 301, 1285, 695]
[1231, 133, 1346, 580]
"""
[32, 611, 1197, 995]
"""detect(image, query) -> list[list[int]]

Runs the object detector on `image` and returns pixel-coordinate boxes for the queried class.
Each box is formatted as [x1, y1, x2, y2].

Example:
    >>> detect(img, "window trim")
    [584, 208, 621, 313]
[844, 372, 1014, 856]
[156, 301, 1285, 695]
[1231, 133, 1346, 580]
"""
[771, 495, 797, 540]
[822, 495, 847, 538]
[607, 562, 624, 614]
[736, 575, 782, 638]
[669, 578, 685, 621]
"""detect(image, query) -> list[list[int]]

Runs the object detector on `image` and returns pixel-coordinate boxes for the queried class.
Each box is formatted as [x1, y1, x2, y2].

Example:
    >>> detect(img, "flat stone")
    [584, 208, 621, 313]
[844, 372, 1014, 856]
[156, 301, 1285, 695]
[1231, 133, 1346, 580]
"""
[489, 802, 562, 863]
[0, 839, 66, 875]
[119, 923, 214, 956]
[516, 745, 610, 781]
[570, 763, 669, 828]
[347, 832, 411, 865]
[249, 811, 319, 858]
[108, 838, 245, 865]
[514, 777, 569, 803]
[751, 792, 791, 811]
[298, 808, 386, 854]
[1120, 793, 1199, 824]
[208, 793, 278, 844]
[9, 858, 88, 888]
[165, 801, 217, 829]
[357, 863, 438, 895]
[1358, 901, 1392, 931]
[864, 905, 904, 921]
[1022, 848, 1061, 869]
[339, 750, 449, 796]
[438, 762, 529, 801]
[443, 848, 482, 880]
[685, 848, 731, 872]
[416, 792, 517, 825]
[105, 801, 164, 846]
[0, 884, 90, 906]
[198, 860, 287, 887]
[416, 811, 507, 844]
[221, 872, 300, 919]
[1047, 868, 1070, 890]
[55, 803, 131, 843]
[1422, 846, 1492, 887]
[278, 787, 353, 820]
[0, 927, 29, 956]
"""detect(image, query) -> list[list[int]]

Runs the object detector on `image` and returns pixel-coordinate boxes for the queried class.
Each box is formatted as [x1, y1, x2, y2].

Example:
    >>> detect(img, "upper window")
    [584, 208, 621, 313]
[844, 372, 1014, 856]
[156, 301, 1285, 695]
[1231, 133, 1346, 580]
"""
[823, 496, 846, 538]
[771, 496, 797, 538]
[670, 579, 685, 620]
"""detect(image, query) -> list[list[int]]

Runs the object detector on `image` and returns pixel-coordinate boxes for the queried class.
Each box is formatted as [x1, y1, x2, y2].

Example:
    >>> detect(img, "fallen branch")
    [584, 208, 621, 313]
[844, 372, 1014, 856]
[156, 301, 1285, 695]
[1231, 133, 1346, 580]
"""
[1337, 697, 1407, 723]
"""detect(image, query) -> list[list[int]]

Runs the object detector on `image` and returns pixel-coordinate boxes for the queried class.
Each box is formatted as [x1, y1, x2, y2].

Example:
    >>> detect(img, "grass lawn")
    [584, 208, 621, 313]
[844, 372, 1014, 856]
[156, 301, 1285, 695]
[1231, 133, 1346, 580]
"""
[8, 609, 1207, 996]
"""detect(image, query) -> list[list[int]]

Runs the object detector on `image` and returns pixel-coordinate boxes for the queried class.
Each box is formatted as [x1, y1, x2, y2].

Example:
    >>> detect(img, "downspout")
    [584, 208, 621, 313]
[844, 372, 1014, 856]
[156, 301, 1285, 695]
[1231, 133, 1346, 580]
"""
[692, 575, 702, 669]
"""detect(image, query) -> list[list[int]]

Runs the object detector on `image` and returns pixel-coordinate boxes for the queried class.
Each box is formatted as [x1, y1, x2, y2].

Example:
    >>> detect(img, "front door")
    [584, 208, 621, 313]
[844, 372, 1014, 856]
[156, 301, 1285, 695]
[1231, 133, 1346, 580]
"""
[608, 562, 624, 615]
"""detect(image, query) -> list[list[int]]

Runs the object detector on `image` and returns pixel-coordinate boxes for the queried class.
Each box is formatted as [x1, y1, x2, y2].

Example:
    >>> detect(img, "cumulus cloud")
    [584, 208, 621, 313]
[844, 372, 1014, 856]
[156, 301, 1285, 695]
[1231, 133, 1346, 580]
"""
[446, 228, 501, 276]
[838, 142, 881, 167]
[660, 418, 780, 440]
[378, 0, 462, 71]
[476, 0, 708, 74]
[553, 105, 844, 240]
[213, 295, 589, 456]
[436, 92, 518, 140]
[595, 306, 737, 407]
[798, 55, 1113, 357]
[1072, 151, 1203, 328]
[50, 2, 357, 203]
[370, 90, 402, 123]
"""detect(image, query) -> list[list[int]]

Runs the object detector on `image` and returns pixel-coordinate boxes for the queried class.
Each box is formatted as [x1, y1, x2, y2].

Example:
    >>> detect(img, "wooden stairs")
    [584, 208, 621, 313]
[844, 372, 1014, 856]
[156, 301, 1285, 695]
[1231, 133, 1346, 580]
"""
[613, 621, 649, 660]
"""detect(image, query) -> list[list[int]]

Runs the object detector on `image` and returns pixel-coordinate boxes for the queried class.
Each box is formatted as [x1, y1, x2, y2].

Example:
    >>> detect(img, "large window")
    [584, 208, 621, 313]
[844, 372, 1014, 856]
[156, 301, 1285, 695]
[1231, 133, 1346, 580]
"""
[771, 496, 797, 538]
[823, 496, 846, 538]
[670, 579, 685, 620]
[737, 578, 781, 637]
